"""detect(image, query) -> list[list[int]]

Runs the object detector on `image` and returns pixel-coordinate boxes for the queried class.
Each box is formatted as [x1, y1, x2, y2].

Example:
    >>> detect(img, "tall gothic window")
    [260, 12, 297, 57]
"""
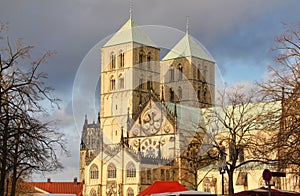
[111, 52, 116, 69]
[147, 52, 151, 70]
[139, 77, 144, 89]
[110, 77, 116, 90]
[170, 88, 174, 102]
[178, 86, 182, 100]
[170, 66, 174, 82]
[107, 163, 117, 178]
[119, 50, 124, 68]
[197, 89, 201, 101]
[146, 169, 151, 182]
[178, 65, 183, 80]
[197, 65, 201, 80]
[90, 189, 97, 196]
[203, 65, 207, 81]
[119, 74, 124, 89]
[126, 162, 136, 178]
[147, 76, 152, 90]
[127, 188, 134, 196]
[139, 51, 144, 67]
[90, 164, 99, 179]
[203, 178, 211, 193]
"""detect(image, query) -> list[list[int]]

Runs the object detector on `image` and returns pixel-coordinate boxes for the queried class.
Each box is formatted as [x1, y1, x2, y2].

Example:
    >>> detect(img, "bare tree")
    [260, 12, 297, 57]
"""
[259, 23, 300, 173]
[0, 23, 66, 196]
[178, 132, 217, 191]
[201, 85, 279, 195]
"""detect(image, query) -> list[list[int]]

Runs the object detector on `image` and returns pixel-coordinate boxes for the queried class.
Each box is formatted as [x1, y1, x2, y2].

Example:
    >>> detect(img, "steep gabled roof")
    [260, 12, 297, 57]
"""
[103, 17, 156, 48]
[162, 32, 214, 62]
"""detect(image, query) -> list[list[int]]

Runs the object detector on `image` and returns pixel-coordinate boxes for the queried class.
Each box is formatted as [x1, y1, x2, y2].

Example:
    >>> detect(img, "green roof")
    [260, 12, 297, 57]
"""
[162, 32, 214, 62]
[165, 102, 203, 132]
[103, 17, 156, 48]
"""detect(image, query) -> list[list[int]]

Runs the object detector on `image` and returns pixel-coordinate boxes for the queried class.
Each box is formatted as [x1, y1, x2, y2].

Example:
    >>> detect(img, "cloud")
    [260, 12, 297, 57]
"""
[1, 0, 300, 182]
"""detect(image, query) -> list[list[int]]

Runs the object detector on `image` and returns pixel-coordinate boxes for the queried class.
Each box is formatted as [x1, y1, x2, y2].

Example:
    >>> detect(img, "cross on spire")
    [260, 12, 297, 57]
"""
[186, 16, 189, 34]
[129, 0, 133, 20]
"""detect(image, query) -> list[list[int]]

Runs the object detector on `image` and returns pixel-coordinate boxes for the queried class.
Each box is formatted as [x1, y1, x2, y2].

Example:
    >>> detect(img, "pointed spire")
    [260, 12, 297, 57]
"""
[186, 16, 189, 34]
[161, 86, 165, 103]
[97, 112, 100, 124]
[158, 141, 162, 159]
[84, 114, 88, 125]
[129, 0, 133, 20]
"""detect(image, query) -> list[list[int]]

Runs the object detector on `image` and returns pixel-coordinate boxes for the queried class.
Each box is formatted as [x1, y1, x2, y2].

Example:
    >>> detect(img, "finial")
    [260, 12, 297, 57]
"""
[161, 86, 165, 103]
[129, 0, 133, 20]
[84, 114, 88, 124]
[186, 16, 189, 34]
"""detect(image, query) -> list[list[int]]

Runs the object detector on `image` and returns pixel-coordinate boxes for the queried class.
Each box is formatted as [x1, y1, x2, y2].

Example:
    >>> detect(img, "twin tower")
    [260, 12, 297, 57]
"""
[80, 14, 216, 195]
[99, 15, 215, 144]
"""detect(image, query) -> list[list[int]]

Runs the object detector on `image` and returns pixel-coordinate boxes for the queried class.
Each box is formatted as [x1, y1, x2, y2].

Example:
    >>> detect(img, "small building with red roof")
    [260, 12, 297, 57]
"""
[22, 178, 83, 196]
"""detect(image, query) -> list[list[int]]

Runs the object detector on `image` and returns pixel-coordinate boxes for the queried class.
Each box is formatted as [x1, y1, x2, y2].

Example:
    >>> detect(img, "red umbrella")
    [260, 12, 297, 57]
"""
[138, 181, 188, 196]
[233, 187, 300, 196]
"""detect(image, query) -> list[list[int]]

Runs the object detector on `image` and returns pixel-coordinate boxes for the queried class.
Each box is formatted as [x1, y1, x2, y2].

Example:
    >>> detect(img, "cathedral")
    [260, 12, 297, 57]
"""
[80, 13, 215, 196]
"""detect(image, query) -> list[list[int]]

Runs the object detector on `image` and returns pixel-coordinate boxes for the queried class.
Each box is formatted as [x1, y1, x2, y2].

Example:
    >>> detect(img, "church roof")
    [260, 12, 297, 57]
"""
[165, 102, 202, 132]
[103, 17, 157, 48]
[162, 32, 214, 62]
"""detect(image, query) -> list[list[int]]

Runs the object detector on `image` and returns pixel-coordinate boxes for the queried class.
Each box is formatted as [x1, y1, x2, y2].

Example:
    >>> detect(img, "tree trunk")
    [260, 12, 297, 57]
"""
[0, 95, 10, 196]
[10, 127, 20, 196]
[228, 169, 234, 195]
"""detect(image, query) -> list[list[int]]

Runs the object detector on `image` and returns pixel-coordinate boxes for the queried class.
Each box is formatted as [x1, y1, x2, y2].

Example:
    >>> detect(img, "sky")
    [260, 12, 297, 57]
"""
[0, 0, 299, 182]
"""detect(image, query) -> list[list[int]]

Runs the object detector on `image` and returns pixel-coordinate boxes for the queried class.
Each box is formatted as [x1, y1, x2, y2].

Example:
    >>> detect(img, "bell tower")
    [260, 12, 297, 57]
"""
[161, 18, 215, 108]
[100, 15, 160, 143]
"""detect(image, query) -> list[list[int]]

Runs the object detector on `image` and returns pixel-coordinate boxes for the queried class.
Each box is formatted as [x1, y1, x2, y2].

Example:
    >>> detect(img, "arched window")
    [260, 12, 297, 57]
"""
[107, 163, 116, 178]
[119, 74, 124, 89]
[110, 77, 116, 90]
[90, 189, 97, 196]
[170, 88, 174, 102]
[178, 64, 183, 80]
[119, 50, 124, 68]
[111, 52, 116, 69]
[127, 188, 134, 196]
[139, 51, 144, 67]
[203, 177, 211, 193]
[178, 86, 182, 100]
[126, 162, 136, 178]
[147, 52, 151, 70]
[139, 77, 144, 89]
[170, 66, 174, 82]
[147, 76, 152, 90]
[203, 65, 207, 81]
[90, 164, 99, 179]
[203, 88, 207, 103]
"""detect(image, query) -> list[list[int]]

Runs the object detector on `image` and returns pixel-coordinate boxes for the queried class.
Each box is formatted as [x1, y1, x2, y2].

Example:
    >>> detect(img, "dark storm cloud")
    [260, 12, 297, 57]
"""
[1, 0, 299, 181]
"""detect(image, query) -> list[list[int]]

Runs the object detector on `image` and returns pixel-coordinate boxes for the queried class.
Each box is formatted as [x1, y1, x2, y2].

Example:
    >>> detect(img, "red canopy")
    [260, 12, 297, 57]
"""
[138, 181, 188, 196]
[233, 187, 300, 196]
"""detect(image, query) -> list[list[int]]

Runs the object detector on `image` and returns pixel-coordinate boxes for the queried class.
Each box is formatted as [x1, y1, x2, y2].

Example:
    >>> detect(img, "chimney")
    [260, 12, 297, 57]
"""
[74, 177, 78, 184]
[47, 178, 51, 183]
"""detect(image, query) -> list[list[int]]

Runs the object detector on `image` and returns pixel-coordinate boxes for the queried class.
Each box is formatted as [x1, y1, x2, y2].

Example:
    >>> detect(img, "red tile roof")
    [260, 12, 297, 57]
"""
[24, 179, 83, 196]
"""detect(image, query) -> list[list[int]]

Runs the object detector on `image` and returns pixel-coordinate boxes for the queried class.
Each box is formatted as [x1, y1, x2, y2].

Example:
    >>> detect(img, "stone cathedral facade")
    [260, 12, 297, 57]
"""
[80, 14, 215, 196]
